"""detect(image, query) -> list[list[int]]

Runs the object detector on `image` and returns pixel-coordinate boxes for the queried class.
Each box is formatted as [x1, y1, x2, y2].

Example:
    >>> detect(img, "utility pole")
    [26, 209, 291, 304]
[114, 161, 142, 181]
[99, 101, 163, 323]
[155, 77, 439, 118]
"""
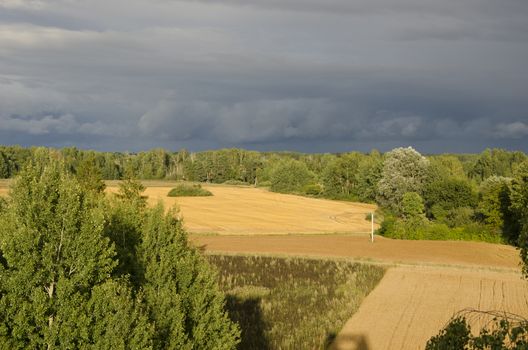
[371, 212, 374, 243]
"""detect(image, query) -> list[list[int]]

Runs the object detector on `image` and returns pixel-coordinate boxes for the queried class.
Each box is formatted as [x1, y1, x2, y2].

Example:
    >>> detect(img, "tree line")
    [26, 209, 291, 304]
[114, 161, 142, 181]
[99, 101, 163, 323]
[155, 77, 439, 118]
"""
[1, 145, 527, 244]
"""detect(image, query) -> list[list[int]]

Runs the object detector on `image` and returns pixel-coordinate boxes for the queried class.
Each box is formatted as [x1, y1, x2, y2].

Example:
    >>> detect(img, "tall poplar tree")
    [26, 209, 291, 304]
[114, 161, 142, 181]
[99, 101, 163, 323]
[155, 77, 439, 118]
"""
[0, 157, 152, 348]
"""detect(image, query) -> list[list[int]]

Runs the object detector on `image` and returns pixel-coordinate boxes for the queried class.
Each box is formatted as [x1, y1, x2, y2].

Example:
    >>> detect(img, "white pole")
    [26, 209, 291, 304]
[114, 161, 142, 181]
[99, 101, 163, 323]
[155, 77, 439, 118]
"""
[371, 212, 374, 243]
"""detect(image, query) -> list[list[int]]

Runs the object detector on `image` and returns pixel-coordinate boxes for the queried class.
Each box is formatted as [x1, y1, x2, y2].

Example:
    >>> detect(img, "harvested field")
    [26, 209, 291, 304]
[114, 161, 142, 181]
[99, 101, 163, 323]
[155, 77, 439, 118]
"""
[107, 184, 377, 235]
[191, 234, 521, 270]
[330, 266, 528, 350]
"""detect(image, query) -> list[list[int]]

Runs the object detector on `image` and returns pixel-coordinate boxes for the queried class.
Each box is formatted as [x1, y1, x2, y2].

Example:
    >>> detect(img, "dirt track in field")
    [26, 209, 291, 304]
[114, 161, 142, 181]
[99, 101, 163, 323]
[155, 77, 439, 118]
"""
[108, 184, 377, 235]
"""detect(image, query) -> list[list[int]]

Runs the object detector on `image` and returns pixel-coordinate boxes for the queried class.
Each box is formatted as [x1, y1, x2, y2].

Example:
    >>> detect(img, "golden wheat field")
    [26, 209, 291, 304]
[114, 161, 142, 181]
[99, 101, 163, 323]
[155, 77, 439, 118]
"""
[107, 183, 378, 235]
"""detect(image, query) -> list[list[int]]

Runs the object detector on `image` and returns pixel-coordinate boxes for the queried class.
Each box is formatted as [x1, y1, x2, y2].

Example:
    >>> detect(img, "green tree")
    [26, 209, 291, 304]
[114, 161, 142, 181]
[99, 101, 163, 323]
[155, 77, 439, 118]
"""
[402, 192, 425, 220]
[424, 178, 477, 220]
[138, 205, 240, 349]
[355, 152, 383, 202]
[115, 173, 148, 208]
[269, 159, 315, 194]
[321, 153, 360, 199]
[376, 147, 429, 214]
[76, 155, 106, 194]
[0, 158, 152, 348]
[510, 161, 528, 275]
[0, 152, 10, 178]
[477, 176, 512, 234]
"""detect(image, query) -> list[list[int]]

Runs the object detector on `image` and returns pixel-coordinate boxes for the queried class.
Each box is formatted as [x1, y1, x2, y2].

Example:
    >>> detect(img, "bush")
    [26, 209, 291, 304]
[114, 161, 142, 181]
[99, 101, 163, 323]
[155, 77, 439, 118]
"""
[427, 311, 528, 349]
[302, 183, 324, 196]
[256, 180, 271, 188]
[379, 215, 503, 243]
[167, 183, 213, 197]
[223, 180, 249, 186]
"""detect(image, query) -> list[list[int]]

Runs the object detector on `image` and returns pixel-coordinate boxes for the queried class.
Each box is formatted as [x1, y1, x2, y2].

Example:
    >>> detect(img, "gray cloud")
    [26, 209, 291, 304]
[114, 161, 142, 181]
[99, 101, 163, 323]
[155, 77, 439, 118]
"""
[493, 122, 528, 139]
[0, 0, 527, 152]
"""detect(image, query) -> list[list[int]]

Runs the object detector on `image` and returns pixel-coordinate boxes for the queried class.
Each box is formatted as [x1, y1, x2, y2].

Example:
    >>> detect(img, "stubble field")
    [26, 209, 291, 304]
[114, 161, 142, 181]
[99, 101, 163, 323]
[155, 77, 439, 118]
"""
[107, 183, 378, 235]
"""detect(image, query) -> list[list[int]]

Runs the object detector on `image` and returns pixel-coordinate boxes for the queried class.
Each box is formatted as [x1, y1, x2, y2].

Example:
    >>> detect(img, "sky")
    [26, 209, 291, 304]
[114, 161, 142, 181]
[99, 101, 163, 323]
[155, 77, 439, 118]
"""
[0, 0, 527, 154]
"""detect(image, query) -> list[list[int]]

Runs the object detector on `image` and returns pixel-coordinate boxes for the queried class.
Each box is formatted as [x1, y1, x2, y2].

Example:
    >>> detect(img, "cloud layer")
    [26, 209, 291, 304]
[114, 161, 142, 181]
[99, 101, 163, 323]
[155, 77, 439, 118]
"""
[0, 0, 527, 152]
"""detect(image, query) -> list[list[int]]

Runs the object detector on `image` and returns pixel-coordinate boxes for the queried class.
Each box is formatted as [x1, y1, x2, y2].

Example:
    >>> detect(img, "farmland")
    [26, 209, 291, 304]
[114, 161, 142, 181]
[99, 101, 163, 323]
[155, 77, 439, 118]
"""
[207, 254, 385, 349]
[106, 183, 378, 235]
[197, 235, 527, 350]
[3, 179, 527, 349]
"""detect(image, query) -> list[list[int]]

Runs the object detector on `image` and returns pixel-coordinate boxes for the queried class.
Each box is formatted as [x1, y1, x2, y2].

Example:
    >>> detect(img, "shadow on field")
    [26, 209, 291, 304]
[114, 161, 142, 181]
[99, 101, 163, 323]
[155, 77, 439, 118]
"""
[325, 332, 370, 350]
[225, 295, 269, 350]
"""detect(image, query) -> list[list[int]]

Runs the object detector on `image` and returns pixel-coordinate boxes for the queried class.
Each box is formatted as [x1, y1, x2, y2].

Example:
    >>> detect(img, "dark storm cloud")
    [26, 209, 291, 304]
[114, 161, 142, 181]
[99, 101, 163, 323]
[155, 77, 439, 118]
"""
[0, 0, 527, 153]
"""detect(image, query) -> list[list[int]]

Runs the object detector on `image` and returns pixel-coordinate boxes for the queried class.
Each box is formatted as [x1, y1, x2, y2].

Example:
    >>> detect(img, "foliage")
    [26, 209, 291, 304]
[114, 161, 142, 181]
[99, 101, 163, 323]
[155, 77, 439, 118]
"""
[379, 215, 502, 243]
[0, 158, 239, 349]
[477, 176, 513, 235]
[321, 153, 361, 199]
[75, 155, 106, 194]
[137, 205, 239, 349]
[426, 310, 528, 350]
[0, 158, 152, 348]
[424, 178, 477, 217]
[426, 317, 471, 350]
[115, 177, 148, 207]
[402, 192, 425, 220]
[207, 254, 385, 350]
[469, 148, 527, 182]
[355, 152, 383, 202]
[269, 159, 315, 194]
[302, 183, 324, 196]
[376, 147, 430, 214]
[427, 162, 528, 348]
[167, 183, 213, 197]
[223, 180, 250, 186]
[510, 161, 528, 276]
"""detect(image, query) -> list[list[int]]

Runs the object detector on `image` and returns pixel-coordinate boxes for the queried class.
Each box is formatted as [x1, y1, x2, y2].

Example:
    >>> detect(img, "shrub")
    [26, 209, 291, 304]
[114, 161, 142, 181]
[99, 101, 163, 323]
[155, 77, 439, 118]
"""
[256, 180, 271, 188]
[167, 183, 213, 197]
[379, 215, 502, 243]
[223, 180, 249, 186]
[427, 311, 528, 350]
[302, 183, 324, 196]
